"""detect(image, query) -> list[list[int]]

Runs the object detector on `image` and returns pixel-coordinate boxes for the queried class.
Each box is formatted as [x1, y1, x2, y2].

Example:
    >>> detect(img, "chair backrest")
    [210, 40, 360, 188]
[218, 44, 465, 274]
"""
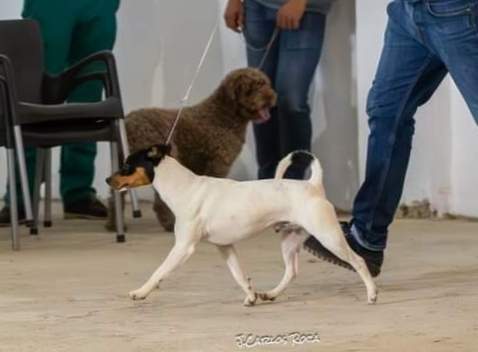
[0, 20, 44, 104]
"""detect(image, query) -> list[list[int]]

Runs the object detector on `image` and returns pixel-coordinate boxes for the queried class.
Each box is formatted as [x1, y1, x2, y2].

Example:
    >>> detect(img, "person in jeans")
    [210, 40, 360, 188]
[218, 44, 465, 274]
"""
[224, 0, 334, 179]
[305, 0, 478, 276]
[0, 0, 120, 225]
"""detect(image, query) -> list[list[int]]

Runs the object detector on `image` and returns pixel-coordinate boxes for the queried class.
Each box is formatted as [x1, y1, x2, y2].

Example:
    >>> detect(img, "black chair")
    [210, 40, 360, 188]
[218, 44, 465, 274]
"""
[0, 77, 27, 250]
[0, 19, 141, 250]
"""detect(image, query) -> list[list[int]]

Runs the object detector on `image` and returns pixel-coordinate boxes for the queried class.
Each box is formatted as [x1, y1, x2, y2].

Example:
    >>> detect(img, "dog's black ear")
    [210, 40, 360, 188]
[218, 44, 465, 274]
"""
[162, 144, 172, 155]
[147, 144, 172, 165]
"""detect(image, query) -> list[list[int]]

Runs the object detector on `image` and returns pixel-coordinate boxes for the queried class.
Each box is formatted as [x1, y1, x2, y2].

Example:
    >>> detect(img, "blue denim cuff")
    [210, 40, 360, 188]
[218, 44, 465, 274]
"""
[350, 224, 386, 252]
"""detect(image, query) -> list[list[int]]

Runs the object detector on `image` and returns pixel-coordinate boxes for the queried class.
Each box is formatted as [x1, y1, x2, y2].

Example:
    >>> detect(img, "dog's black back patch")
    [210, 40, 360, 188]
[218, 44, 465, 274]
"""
[287, 151, 314, 179]
[291, 151, 314, 167]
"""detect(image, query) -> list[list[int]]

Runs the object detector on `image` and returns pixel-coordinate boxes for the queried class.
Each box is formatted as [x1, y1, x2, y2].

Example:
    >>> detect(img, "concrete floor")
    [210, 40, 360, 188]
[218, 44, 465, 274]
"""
[0, 204, 477, 352]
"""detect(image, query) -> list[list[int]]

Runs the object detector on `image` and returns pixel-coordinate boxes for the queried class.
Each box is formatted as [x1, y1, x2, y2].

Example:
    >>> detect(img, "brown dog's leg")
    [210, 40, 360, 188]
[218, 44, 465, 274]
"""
[105, 190, 127, 232]
[153, 193, 176, 232]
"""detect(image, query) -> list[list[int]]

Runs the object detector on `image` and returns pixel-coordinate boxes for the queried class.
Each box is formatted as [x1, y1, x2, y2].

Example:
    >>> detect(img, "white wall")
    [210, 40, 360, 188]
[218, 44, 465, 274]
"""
[1, 0, 359, 210]
[355, 0, 477, 217]
[450, 84, 478, 217]
[2, 0, 475, 217]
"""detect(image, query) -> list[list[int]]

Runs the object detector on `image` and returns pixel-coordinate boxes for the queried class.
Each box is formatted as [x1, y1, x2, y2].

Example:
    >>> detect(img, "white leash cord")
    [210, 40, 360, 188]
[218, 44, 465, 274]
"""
[165, 20, 220, 145]
[164, 23, 279, 145]
[243, 27, 280, 70]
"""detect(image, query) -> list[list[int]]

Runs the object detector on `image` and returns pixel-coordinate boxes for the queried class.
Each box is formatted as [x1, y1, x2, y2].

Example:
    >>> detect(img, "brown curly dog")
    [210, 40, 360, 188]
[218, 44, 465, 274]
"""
[106, 68, 276, 231]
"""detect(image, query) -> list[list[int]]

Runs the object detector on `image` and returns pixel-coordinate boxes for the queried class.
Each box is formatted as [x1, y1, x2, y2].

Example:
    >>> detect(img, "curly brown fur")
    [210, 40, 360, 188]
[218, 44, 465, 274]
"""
[106, 68, 276, 232]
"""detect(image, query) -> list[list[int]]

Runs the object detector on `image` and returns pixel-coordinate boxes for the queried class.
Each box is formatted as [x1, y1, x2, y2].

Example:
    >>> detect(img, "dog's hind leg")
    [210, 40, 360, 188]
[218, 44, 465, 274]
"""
[129, 237, 197, 301]
[217, 245, 258, 307]
[258, 231, 303, 302]
[302, 204, 378, 304]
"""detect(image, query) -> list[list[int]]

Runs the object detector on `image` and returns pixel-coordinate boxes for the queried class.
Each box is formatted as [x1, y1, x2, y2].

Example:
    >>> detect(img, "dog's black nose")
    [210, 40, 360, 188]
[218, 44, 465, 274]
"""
[105, 177, 112, 185]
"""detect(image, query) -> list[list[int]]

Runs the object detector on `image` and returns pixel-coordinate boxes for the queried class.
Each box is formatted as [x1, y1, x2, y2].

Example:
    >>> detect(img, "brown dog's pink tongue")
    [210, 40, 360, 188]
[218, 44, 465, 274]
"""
[256, 108, 271, 123]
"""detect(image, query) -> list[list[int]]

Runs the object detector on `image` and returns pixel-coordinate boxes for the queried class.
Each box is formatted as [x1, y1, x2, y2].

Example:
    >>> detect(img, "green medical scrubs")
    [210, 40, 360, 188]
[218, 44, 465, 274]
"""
[10, 0, 120, 206]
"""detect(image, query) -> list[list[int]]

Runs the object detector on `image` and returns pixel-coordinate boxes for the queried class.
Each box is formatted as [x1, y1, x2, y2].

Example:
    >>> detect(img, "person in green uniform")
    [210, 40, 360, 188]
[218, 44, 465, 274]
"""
[0, 0, 120, 225]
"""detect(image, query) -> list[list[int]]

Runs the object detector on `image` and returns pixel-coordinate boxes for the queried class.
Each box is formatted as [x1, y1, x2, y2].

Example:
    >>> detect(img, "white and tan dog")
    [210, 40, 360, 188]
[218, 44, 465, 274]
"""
[107, 145, 378, 305]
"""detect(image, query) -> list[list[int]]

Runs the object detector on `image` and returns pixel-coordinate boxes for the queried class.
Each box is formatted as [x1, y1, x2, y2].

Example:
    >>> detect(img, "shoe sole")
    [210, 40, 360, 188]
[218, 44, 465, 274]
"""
[303, 236, 355, 272]
[303, 235, 381, 277]
[64, 213, 107, 220]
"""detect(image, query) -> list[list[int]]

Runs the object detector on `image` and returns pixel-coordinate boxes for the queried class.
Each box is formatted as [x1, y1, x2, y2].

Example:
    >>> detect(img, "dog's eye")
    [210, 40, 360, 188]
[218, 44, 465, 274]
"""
[120, 164, 134, 176]
[245, 87, 254, 96]
[254, 81, 266, 91]
[254, 79, 266, 87]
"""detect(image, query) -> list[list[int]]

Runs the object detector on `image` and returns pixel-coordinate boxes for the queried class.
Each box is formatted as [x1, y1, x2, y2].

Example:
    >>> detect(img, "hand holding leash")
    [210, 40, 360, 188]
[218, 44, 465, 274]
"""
[224, 0, 244, 33]
[276, 0, 307, 30]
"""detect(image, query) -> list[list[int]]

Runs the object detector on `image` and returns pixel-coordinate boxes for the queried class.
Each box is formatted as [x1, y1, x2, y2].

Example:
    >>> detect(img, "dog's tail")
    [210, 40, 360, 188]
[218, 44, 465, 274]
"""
[274, 150, 323, 187]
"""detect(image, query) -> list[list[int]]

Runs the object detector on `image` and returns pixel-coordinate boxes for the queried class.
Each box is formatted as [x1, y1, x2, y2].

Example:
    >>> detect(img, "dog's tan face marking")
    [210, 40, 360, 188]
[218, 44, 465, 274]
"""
[106, 144, 172, 190]
[109, 167, 152, 190]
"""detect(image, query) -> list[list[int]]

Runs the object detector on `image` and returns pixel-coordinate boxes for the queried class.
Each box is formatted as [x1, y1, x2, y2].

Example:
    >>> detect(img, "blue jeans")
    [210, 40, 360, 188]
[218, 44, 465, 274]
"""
[352, 0, 478, 251]
[244, 0, 326, 179]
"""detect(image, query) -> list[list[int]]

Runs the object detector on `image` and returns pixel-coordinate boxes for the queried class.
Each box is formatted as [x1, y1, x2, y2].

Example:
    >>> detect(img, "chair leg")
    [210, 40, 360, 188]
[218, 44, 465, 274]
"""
[31, 149, 45, 236]
[13, 126, 33, 227]
[110, 141, 125, 243]
[7, 148, 20, 251]
[118, 119, 142, 218]
[43, 149, 52, 228]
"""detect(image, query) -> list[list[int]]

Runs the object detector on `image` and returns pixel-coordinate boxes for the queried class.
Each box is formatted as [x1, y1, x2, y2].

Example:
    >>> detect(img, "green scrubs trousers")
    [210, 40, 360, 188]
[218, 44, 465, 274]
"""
[6, 0, 119, 207]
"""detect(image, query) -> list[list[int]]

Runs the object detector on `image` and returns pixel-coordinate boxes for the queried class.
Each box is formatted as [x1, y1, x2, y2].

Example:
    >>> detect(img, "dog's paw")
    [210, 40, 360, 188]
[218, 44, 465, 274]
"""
[367, 292, 378, 305]
[367, 286, 378, 305]
[257, 292, 276, 302]
[243, 293, 258, 307]
[129, 289, 147, 301]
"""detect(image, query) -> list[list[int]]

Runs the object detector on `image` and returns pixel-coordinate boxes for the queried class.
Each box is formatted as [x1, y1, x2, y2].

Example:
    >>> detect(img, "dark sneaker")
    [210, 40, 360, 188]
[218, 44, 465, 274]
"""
[0, 206, 26, 227]
[303, 222, 384, 277]
[64, 196, 108, 220]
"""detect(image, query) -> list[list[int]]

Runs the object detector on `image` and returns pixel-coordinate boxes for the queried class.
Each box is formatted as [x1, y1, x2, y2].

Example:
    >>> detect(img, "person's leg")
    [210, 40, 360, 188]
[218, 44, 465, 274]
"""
[351, 1, 448, 251]
[423, 0, 478, 125]
[304, 1, 448, 276]
[244, 0, 280, 179]
[60, 0, 119, 207]
[274, 12, 325, 179]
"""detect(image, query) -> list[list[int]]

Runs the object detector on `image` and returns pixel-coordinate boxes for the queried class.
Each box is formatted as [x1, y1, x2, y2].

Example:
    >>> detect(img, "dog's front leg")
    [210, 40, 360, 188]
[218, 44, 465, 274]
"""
[217, 245, 258, 307]
[153, 193, 176, 232]
[258, 231, 303, 302]
[129, 240, 197, 301]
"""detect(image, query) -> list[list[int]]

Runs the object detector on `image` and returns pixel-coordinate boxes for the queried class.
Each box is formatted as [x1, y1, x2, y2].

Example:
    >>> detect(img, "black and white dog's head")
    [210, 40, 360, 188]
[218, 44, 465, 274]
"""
[106, 144, 171, 190]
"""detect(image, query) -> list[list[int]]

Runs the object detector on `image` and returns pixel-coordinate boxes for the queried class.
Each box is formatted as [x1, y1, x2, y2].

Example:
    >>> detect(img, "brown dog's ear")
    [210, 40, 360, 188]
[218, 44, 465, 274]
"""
[224, 71, 252, 101]
[147, 144, 172, 165]
[224, 75, 239, 101]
